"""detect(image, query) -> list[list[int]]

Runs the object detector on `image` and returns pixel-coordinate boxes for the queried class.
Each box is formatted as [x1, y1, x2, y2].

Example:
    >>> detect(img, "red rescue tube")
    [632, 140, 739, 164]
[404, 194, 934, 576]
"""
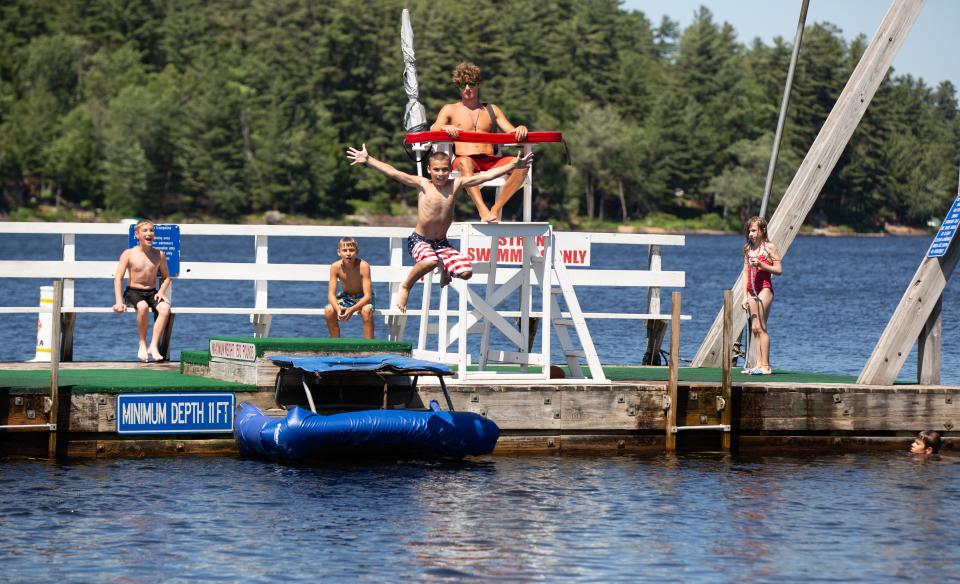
[404, 130, 563, 145]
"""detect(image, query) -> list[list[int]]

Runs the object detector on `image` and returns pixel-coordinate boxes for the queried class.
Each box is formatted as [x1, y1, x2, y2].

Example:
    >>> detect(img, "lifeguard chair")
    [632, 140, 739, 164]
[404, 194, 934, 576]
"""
[396, 131, 606, 383]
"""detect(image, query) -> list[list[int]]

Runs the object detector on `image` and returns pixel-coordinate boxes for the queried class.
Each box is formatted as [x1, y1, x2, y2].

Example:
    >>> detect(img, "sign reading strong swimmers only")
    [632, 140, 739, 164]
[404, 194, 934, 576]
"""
[210, 339, 257, 361]
[465, 232, 591, 266]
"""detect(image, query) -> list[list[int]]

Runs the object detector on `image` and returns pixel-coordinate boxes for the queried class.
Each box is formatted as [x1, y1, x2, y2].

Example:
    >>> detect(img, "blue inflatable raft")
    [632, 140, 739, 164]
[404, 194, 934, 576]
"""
[234, 355, 500, 460]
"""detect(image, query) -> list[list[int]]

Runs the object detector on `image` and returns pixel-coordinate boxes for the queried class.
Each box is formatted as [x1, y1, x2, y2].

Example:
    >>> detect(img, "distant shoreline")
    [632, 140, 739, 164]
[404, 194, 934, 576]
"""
[0, 209, 933, 237]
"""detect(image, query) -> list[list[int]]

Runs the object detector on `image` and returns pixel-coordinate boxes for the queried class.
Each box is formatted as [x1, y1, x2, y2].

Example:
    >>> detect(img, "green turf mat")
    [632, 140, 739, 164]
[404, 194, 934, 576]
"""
[209, 336, 412, 356]
[598, 366, 863, 384]
[180, 350, 210, 366]
[0, 369, 256, 395]
[445, 364, 908, 385]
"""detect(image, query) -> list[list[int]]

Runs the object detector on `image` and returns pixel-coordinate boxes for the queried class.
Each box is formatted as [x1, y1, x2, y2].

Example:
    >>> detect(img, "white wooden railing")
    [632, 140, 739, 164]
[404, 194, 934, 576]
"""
[0, 222, 687, 360]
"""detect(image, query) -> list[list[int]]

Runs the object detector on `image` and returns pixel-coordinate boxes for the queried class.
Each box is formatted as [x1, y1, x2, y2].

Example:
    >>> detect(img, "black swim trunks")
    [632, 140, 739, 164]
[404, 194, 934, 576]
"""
[123, 287, 165, 313]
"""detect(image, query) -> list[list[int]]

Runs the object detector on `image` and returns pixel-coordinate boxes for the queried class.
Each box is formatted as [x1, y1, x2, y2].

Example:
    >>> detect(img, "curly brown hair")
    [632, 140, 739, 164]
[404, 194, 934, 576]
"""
[452, 62, 481, 85]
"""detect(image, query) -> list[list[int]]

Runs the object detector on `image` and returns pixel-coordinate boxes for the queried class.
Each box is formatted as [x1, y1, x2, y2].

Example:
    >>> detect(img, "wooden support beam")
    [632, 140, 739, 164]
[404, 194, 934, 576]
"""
[859, 241, 958, 385]
[692, 0, 926, 367]
[665, 292, 681, 452]
[917, 298, 942, 385]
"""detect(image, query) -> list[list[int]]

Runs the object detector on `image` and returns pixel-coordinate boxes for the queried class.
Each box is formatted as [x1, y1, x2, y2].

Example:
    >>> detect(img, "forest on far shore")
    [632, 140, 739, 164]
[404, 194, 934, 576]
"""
[1, 0, 958, 230]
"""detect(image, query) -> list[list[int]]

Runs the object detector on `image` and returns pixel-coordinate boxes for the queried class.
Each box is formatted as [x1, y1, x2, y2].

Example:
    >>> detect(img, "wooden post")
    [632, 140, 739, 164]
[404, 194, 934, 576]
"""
[158, 313, 175, 360]
[917, 298, 942, 385]
[692, 0, 926, 367]
[60, 313, 77, 362]
[721, 291, 733, 451]
[48, 279, 63, 460]
[665, 291, 681, 452]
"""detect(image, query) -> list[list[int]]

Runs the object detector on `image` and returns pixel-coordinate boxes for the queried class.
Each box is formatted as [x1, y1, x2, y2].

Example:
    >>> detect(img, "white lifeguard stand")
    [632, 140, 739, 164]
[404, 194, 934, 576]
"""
[401, 131, 606, 383]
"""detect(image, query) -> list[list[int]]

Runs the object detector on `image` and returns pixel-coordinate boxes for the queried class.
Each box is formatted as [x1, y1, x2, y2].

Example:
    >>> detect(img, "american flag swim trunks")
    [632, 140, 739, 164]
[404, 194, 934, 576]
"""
[406, 232, 472, 277]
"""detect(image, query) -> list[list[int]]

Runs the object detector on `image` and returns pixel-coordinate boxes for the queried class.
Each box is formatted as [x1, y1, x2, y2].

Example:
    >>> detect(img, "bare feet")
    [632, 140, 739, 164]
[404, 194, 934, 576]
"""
[488, 206, 503, 222]
[396, 285, 410, 313]
[440, 269, 452, 288]
[149, 346, 164, 362]
[137, 344, 148, 363]
[480, 210, 498, 222]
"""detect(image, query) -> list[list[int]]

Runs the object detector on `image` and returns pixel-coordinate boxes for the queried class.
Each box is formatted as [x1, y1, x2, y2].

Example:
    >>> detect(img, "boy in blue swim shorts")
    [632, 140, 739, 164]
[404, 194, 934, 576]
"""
[325, 237, 375, 338]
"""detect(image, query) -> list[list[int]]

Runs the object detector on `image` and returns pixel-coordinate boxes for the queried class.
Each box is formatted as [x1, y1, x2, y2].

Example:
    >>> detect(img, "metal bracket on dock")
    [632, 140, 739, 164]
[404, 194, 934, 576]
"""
[670, 424, 730, 434]
[0, 423, 56, 431]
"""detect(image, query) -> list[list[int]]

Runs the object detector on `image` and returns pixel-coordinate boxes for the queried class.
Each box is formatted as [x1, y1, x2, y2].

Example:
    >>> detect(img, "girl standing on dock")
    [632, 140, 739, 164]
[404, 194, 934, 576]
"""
[742, 216, 782, 375]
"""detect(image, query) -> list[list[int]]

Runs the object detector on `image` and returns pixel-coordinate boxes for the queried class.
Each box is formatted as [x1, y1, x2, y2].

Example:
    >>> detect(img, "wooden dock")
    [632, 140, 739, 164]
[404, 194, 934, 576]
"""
[2, 357, 957, 459]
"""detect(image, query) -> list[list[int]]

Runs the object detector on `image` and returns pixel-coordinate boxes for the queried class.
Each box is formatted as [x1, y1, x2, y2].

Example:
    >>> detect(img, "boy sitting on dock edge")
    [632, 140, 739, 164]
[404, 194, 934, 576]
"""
[325, 236, 375, 339]
[345, 144, 532, 312]
[112, 219, 172, 362]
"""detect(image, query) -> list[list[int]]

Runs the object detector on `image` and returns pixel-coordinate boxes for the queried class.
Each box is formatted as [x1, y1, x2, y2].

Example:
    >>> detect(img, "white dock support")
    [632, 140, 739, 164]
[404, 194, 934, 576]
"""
[252, 234, 272, 337]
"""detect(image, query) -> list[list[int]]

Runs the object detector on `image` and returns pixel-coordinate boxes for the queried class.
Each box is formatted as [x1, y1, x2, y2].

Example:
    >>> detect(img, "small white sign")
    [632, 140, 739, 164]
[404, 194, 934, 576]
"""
[464, 232, 591, 266]
[210, 340, 257, 361]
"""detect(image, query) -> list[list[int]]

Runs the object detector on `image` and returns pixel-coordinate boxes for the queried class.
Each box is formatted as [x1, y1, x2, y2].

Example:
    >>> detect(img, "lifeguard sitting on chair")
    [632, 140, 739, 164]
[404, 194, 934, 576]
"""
[431, 61, 528, 222]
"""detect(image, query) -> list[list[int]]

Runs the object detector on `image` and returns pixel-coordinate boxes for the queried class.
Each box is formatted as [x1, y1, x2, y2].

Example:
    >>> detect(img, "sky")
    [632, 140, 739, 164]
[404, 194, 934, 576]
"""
[621, 0, 959, 90]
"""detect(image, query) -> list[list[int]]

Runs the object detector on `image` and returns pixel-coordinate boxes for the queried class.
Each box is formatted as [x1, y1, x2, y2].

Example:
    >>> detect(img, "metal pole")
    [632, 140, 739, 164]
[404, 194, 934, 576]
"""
[760, 0, 809, 219]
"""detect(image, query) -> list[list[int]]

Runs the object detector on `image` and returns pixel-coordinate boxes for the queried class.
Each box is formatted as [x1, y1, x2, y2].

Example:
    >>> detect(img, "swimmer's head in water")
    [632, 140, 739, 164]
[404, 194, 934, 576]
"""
[912, 430, 942, 455]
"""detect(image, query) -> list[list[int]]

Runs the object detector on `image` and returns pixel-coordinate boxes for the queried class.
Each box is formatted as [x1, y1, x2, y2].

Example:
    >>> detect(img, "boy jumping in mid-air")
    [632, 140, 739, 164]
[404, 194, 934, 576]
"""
[112, 219, 172, 362]
[325, 236, 375, 339]
[345, 144, 532, 312]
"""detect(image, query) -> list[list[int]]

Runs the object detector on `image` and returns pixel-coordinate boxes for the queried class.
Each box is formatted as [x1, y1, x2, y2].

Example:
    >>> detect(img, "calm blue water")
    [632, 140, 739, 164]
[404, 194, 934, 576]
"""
[2, 232, 959, 582]
[1, 453, 958, 582]
[0, 232, 956, 383]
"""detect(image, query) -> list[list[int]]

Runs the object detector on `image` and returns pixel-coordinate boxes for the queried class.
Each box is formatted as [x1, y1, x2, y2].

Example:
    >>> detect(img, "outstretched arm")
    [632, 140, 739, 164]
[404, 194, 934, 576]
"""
[459, 151, 534, 189]
[346, 144, 423, 189]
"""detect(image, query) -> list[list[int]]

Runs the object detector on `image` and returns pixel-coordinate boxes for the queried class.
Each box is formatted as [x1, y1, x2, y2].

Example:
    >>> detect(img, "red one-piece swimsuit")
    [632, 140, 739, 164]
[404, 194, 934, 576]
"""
[747, 250, 773, 297]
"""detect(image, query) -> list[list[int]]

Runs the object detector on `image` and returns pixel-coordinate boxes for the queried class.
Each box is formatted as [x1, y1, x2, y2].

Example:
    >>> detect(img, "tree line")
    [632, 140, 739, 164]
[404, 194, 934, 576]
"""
[1, 0, 957, 229]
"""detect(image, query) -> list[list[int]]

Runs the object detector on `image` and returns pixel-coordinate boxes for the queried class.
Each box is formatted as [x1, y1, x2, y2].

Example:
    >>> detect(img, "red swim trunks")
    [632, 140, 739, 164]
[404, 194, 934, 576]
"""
[452, 154, 512, 173]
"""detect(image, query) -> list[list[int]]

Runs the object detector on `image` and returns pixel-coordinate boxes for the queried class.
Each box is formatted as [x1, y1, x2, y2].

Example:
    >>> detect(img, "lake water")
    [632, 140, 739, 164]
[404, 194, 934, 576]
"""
[1, 452, 959, 582]
[1, 231, 959, 581]
[0, 232, 956, 383]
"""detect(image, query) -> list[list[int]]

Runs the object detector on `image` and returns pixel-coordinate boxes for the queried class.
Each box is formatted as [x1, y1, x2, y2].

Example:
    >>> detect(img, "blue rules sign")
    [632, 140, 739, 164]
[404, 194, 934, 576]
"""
[927, 194, 960, 258]
[128, 223, 181, 277]
[116, 393, 236, 434]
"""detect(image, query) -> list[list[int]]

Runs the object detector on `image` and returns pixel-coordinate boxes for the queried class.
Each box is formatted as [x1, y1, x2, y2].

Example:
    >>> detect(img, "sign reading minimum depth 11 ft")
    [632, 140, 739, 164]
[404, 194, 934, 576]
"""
[116, 393, 235, 434]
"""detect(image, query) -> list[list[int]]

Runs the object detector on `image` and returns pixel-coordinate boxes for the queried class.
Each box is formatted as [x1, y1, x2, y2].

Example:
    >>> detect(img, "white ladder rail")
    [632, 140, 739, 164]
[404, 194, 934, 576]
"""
[552, 259, 606, 382]
[550, 293, 585, 377]
[479, 235, 500, 369]
[386, 237, 408, 342]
